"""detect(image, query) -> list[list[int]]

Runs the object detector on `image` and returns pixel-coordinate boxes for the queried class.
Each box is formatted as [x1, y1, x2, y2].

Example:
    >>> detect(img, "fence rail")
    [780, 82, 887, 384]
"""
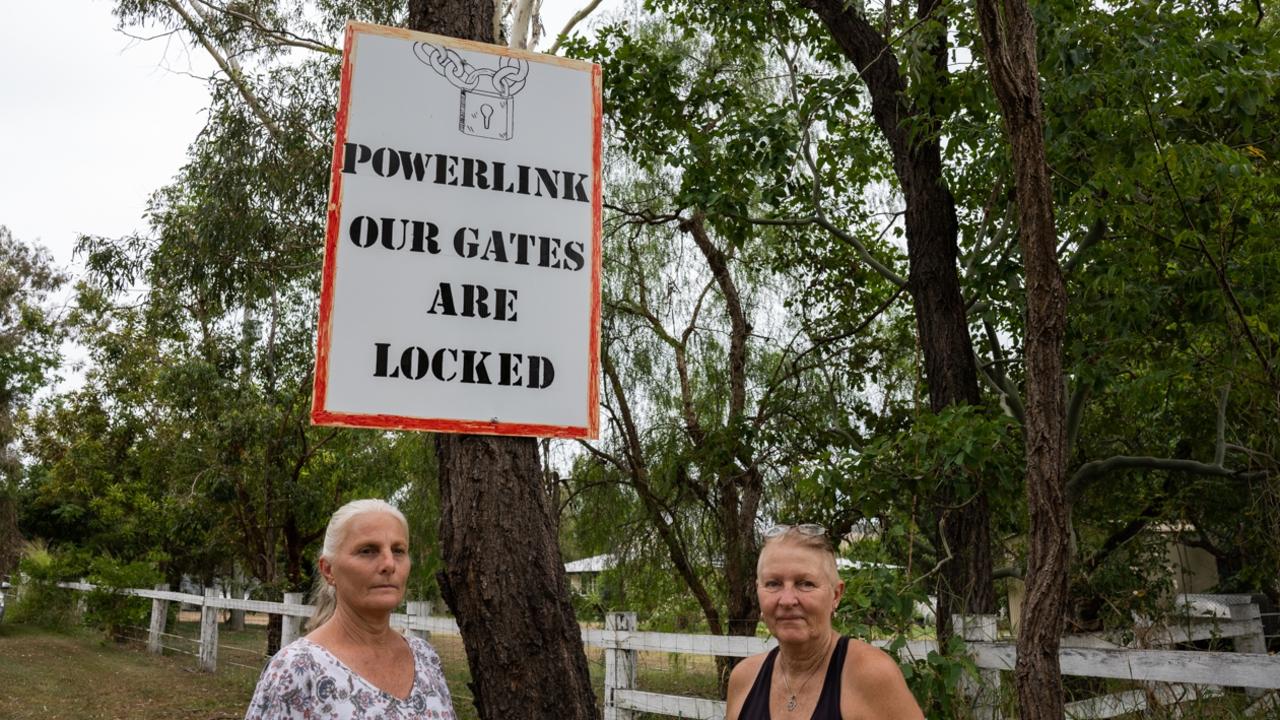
[25, 583, 1280, 720]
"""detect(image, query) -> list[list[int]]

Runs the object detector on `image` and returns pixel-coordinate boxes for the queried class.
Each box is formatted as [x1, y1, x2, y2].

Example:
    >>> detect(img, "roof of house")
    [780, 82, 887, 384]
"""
[564, 553, 616, 574]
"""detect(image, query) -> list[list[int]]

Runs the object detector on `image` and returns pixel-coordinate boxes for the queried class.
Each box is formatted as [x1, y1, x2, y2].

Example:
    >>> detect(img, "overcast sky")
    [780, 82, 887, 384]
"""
[1, 2, 213, 271]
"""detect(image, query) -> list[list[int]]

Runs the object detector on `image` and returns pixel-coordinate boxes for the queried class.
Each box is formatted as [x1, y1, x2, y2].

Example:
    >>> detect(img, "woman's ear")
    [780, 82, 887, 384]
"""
[832, 580, 846, 615]
[318, 557, 335, 585]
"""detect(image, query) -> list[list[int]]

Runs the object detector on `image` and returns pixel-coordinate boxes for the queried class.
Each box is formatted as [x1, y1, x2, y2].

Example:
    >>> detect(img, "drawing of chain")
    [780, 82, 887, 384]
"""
[412, 42, 528, 98]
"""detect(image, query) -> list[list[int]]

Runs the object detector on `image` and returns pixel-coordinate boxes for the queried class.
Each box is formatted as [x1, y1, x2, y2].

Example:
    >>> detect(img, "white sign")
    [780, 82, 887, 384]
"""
[312, 23, 601, 438]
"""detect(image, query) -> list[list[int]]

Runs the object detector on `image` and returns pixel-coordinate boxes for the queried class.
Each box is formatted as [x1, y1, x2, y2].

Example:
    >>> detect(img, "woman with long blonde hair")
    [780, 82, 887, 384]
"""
[245, 499, 454, 719]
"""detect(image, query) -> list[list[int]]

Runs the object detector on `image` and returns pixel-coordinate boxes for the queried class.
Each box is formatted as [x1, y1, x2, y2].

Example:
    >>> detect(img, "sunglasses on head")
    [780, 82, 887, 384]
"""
[762, 523, 826, 538]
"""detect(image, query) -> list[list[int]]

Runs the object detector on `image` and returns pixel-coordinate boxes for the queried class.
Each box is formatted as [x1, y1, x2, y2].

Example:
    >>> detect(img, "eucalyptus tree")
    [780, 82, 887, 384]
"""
[402, 1, 600, 715]
[0, 227, 65, 578]
[564, 17, 910, 684]
[626, 0, 1011, 645]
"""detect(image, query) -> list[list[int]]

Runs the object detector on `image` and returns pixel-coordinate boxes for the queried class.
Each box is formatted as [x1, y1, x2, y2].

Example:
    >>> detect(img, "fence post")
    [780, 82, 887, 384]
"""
[74, 577, 89, 619]
[280, 592, 305, 648]
[407, 600, 432, 641]
[1230, 601, 1266, 699]
[957, 614, 1001, 720]
[147, 583, 170, 655]
[604, 612, 637, 720]
[199, 587, 219, 672]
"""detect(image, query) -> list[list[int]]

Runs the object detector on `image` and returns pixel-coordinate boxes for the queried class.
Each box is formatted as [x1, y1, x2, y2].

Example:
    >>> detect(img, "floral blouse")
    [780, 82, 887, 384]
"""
[245, 636, 456, 719]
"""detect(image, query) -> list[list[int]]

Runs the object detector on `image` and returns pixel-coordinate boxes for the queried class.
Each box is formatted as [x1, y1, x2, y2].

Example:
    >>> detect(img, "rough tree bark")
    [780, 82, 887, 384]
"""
[797, 0, 996, 642]
[975, 0, 1070, 717]
[405, 1, 599, 717]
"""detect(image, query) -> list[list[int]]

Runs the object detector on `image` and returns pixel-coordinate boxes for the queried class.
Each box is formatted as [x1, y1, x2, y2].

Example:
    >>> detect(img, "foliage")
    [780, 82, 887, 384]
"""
[7, 541, 84, 630]
[836, 558, 973, 715]
[84, 554, 163, 642]
[16, 1, 432, 621]
[0, 227, 67, 577]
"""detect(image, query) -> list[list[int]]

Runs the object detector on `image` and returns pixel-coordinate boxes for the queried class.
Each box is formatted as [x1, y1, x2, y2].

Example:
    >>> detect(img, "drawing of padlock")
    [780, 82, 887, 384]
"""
[460, 89, 512, 140]
[415, 44, 529, 142]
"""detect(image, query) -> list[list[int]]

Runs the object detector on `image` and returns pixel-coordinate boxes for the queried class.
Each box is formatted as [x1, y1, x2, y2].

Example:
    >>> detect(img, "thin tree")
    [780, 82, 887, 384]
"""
[975, 0, 1069, 716]
[795, 0, 997, 643]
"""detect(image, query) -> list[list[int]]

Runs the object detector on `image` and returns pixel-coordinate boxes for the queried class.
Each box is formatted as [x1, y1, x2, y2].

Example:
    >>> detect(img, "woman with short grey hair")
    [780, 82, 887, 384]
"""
[725, 524, 922, 719]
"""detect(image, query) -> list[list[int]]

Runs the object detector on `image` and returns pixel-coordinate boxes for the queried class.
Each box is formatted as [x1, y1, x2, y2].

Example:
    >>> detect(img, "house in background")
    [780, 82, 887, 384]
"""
[564, 553, 616, 595]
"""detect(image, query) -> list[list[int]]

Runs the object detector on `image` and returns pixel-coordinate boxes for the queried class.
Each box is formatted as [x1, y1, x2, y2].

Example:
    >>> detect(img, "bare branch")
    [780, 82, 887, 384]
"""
[749, 214, 908, 289]
[547, 0, 605, 54]
[1067, 455, 1269, 504]
[192, 0, 339, 54]
[509, 0, 535, 49]
[1066, 382, 1089, 457]
[992, 565, 1024, 581]
[165, 0, 286, 145]
[681, 212, 748, 421]
[1061, 218, 1106, 275]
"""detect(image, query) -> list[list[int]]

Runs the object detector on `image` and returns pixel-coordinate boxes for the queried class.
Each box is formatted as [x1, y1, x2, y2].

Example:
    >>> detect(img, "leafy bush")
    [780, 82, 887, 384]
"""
[836, 564, 975, 718]
[7, 541, 87, 629]
[84, 554, 162, 642]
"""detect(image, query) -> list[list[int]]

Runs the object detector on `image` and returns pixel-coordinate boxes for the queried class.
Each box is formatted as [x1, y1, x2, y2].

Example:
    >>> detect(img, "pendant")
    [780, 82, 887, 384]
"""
[787, 694, 798, 712]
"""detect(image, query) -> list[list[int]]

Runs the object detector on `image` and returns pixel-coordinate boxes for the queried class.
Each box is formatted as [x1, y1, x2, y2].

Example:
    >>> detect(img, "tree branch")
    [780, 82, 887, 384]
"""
[1061, 218, 1106, 276]
[546, 0, 604, 54]
[165, 0, 286, 146]
[192, 0, 339, 54]
[1066, 382, 1089, 457]
[1067, 455, 1269, 504]
[748, 215, 908, 289]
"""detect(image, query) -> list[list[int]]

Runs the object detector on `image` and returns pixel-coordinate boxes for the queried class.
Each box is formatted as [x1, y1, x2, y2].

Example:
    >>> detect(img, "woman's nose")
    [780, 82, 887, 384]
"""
[377, 549, 396, 571]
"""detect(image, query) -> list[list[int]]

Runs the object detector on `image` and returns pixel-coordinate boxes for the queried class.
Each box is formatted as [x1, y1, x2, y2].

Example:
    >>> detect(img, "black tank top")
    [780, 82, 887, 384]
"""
[740, 636, 850, 720]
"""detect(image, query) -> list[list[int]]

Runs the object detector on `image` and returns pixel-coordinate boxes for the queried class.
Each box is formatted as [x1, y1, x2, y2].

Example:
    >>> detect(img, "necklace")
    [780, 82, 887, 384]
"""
[779, 634, 833, 712]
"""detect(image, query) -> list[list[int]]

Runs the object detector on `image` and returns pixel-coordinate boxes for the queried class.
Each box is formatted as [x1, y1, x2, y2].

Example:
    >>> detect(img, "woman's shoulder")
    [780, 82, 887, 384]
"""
[839, 637, 924, 719]
[841, 638, 903, 681]
[405, 635, 448, 674]
[726, 650, 770, 700]
[405, 634, 440, 658]
[245, 640, 331, 719]
[265, 638, 327, 673]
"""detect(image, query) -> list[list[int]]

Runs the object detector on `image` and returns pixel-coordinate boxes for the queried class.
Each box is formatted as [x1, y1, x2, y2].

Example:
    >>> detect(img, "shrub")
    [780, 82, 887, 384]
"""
[7, 541, 86, 629]
[84, 554, 162, 642]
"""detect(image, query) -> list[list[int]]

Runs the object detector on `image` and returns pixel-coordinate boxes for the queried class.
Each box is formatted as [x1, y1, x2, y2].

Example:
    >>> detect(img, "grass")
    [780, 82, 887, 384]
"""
[0, 622, 257, 720]
[0, 615, 722, 720]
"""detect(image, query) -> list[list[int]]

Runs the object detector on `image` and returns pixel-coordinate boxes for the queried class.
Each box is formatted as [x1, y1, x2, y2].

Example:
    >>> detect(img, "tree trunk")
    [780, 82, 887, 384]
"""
[0, 493, 22, 579]
[975, 1, 1070, 717]
[406, 9, 594, 718]
[433, 434, 598, 719]
[798, 0, 996, 642]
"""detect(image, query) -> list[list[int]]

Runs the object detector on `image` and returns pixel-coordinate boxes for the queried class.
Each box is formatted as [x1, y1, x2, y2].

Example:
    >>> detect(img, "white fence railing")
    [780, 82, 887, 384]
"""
[24, 583, 1280, 719]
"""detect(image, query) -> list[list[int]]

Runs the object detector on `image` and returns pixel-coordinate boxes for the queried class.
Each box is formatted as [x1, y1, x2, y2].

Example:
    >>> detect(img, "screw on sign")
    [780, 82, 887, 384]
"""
[412, 42, 529, 140]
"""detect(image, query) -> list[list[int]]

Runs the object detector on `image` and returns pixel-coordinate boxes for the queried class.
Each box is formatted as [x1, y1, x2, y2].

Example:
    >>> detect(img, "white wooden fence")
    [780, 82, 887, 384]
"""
[38, 583, 1280, 719]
